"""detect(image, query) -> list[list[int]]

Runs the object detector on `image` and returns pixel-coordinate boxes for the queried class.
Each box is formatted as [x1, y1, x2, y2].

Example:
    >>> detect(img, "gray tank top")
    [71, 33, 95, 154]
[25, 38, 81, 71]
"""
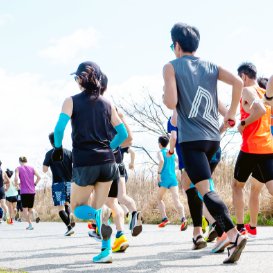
[170, 55, 220, 143]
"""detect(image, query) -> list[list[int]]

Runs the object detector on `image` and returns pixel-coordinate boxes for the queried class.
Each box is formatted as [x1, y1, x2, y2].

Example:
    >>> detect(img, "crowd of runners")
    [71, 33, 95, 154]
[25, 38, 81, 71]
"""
[1, 22, 273, 265]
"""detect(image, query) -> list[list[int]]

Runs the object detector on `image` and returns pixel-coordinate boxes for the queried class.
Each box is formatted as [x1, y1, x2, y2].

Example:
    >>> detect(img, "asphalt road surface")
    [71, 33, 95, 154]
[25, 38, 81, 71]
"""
[0, 222, 272, 273]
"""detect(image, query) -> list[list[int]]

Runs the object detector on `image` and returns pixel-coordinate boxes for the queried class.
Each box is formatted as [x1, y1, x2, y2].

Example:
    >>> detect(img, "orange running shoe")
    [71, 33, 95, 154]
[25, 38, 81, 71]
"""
[211, 232, 230, 253]
[180, 218, 188, 231]
[158, 219, 169, 228]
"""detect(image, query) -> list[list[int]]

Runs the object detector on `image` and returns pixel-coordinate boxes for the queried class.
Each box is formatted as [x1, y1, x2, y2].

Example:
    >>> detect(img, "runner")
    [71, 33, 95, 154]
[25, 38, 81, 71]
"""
[16, 184, 23, 222]
[88, 72, 135, 253]
[163, 22, 246, 263]
[43, 132, 75, 236]
[157, 135, 188, 231]
[169, 106, 230, 253]
[52, 61, 128, 263]
[233, 63, 273, 239]
[119, 146, 135, 217]
[0, 160, 11, 223]
[14, 156, 41, 230]
[6, 169, 18, 225]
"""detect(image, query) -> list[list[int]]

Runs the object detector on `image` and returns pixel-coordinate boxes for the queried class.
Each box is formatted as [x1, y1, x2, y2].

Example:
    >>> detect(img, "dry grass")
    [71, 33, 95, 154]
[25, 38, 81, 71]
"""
[34, 159, 273, 225]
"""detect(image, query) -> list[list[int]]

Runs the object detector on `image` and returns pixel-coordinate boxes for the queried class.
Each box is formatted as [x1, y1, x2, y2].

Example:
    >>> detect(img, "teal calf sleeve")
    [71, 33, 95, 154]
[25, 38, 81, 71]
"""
[74, 205, 97, 220]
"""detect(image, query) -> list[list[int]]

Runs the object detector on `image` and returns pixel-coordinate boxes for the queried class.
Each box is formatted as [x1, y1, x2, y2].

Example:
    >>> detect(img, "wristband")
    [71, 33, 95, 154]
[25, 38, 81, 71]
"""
[241, 120, 247, 128]
[158, 172, 161, 174]
[168, 150, 174, 156]
[264, 93, 273, 101]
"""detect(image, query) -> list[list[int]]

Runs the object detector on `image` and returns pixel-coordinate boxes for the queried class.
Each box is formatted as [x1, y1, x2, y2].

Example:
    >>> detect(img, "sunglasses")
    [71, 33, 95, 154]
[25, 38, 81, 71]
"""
[74, 75, 78, 82]
[170, 43, 175, 51]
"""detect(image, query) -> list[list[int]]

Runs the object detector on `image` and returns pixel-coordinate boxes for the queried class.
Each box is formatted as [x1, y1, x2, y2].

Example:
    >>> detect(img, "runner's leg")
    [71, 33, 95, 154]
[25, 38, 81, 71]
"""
[120, 204, 129, 217]
[117, 177, 136, 212]
[157, 187, 167, 219]
[170, 186, 185, 218]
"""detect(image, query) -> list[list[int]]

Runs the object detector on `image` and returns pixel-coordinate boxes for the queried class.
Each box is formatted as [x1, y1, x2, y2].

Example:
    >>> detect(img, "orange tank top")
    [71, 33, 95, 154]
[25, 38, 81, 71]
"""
[240, 85, 273, 154]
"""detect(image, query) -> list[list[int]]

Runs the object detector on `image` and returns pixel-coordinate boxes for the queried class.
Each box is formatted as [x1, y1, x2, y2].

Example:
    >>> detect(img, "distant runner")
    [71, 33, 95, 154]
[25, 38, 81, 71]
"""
[43, 132, 75, 236]
[5, 169, 17, 225]
[14, 157, 41, 230]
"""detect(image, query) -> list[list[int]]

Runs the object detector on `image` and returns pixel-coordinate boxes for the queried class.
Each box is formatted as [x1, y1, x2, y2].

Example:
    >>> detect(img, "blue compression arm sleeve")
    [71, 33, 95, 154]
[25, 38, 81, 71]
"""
[54, 113, 70, 148]
[110, 123, 128, 150]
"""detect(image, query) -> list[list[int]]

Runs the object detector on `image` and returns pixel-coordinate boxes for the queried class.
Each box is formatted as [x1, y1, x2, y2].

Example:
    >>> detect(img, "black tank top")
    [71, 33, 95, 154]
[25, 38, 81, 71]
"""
[0, 170, 3, 188]
[71, 91, 115, 167]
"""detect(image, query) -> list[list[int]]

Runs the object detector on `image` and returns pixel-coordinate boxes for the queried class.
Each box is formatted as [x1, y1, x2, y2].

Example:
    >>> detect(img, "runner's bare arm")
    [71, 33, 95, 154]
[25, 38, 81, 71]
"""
[43, 166, 49, 173]
[110, 103, 123, 127]
[128, 147, 135, 170]
[218, 99, 228, 134]
[218, 66, 243, 127]
[171, 108, 178, 127]
[14, 168, 19, 187]
[157, 151, 164, 182]
[61, 97, 73, 117]
[3, 172, 10, 186]
[34, 169, 41, 186]
[238, 87, 266, 135]
[163, 63, 177, 109]
[117, 107, 133, 148]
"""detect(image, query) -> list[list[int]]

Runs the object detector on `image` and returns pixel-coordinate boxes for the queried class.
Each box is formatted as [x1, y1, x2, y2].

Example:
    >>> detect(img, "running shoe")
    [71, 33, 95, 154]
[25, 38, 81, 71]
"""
[6, 218, 12, 225]
[205, 225, 217, 242]
[180, 218, 188, 231]
[10, 218, 14, 225]
[15, 211, 20, 221]
[88, 222, 93, 230]
[244, 223, 257, 238]
[70, 213, 76, 228]
[64, 227, 74, 236]
[112, 235, 129, 253]
[88, 230, 102, 242]
[0, 220, 2, 224]
[158, 219, 169, 228]
[130, 211, 143, 236]
[239, 227, 248, 239]
[33, 210, 40, 223]
[26, 225, 34, 230]
[211, 232, 230, 253]
[96, 205, 112, 241]
[18, 219, 22, 222]
[93, 249, 113, 263]
[202, 216, 208, 234]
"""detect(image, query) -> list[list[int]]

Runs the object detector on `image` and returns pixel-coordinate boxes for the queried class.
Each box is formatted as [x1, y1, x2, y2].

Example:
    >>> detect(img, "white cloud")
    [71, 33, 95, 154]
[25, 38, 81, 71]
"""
[251, 50, 273, 77]
[227, 27, 248, 39]
[0, 14, 13, 26]
[38, 27, 100, 64]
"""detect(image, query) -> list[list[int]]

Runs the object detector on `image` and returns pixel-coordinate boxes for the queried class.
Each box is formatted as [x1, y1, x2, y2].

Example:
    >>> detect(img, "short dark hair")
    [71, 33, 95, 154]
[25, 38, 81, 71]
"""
[237, 62, 257, 80]
[257, 77, 268, 89]
[171, 23, 200, 53]
[0, 161, 2, 167]
[6, 168, 13, 178]
[49, 132, 54, 147]
[158, 136, 169, 147]
[100, 72, 108, 95]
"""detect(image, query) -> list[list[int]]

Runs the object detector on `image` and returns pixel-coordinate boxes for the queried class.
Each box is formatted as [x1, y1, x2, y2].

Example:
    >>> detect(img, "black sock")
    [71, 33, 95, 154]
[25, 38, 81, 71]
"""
[67, 225, 72, 231]
[65, 205, 71, 216]
[250, 225, 256, 230]
[126, 212, 129, 218]
[59, 210, 70, 227]
[212, 222, 224, 237]
[92, 223, 96, 229]
[186, 188, 203, 227]
[203, 191, 235, 233]
[132, 211, 137, 218]
[237, 224, 244, 231]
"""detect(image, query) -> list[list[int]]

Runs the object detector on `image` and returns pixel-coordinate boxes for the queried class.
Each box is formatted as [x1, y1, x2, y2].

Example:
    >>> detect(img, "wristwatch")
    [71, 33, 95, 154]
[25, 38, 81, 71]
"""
[241, 120, 247, 127]
[264, 93, 273, 101]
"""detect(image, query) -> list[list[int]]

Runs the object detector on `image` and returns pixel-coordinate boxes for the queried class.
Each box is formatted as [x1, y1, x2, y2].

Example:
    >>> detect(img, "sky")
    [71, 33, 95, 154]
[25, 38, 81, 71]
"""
[0, 0, 273, 175]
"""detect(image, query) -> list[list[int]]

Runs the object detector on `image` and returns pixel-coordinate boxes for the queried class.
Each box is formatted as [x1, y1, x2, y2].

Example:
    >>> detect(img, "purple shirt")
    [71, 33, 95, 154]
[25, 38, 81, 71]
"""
[18, 165, 36, 194]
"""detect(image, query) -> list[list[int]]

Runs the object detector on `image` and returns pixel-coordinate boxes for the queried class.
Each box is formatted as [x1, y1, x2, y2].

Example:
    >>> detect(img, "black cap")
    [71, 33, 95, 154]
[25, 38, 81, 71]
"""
[70, 61, 101, 80]
[19, 156, 27, 163]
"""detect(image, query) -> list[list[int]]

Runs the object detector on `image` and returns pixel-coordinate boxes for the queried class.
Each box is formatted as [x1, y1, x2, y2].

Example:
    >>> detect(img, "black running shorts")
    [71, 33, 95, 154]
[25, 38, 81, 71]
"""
[72, 163, 120, 187]
[6, 196, 18, 203]
[0, 186, 5, 200]
[180, 140, 220, 185]
[108, 162, 126, 198]
[21, 194, 35, 208]
[234, 151, 273, 183]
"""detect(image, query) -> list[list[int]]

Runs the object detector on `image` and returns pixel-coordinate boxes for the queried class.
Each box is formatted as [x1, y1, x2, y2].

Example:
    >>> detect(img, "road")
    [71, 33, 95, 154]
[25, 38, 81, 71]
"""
[0, 222, 272, 273]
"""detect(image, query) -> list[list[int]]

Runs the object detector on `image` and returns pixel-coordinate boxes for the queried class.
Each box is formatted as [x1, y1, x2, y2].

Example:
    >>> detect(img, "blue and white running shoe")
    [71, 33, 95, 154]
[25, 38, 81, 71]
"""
[95, 205, 112, 241]
[93, 249, 113, 263]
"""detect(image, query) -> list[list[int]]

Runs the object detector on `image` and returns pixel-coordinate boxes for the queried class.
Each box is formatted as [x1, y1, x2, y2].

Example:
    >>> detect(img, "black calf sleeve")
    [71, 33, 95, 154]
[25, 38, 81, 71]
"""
[212, 222, 224, 237]
[186, 188, 203, 227]
[65, 205, 71, 216]
[203, 191, 234, 233]
[59, 210, 70, 227]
